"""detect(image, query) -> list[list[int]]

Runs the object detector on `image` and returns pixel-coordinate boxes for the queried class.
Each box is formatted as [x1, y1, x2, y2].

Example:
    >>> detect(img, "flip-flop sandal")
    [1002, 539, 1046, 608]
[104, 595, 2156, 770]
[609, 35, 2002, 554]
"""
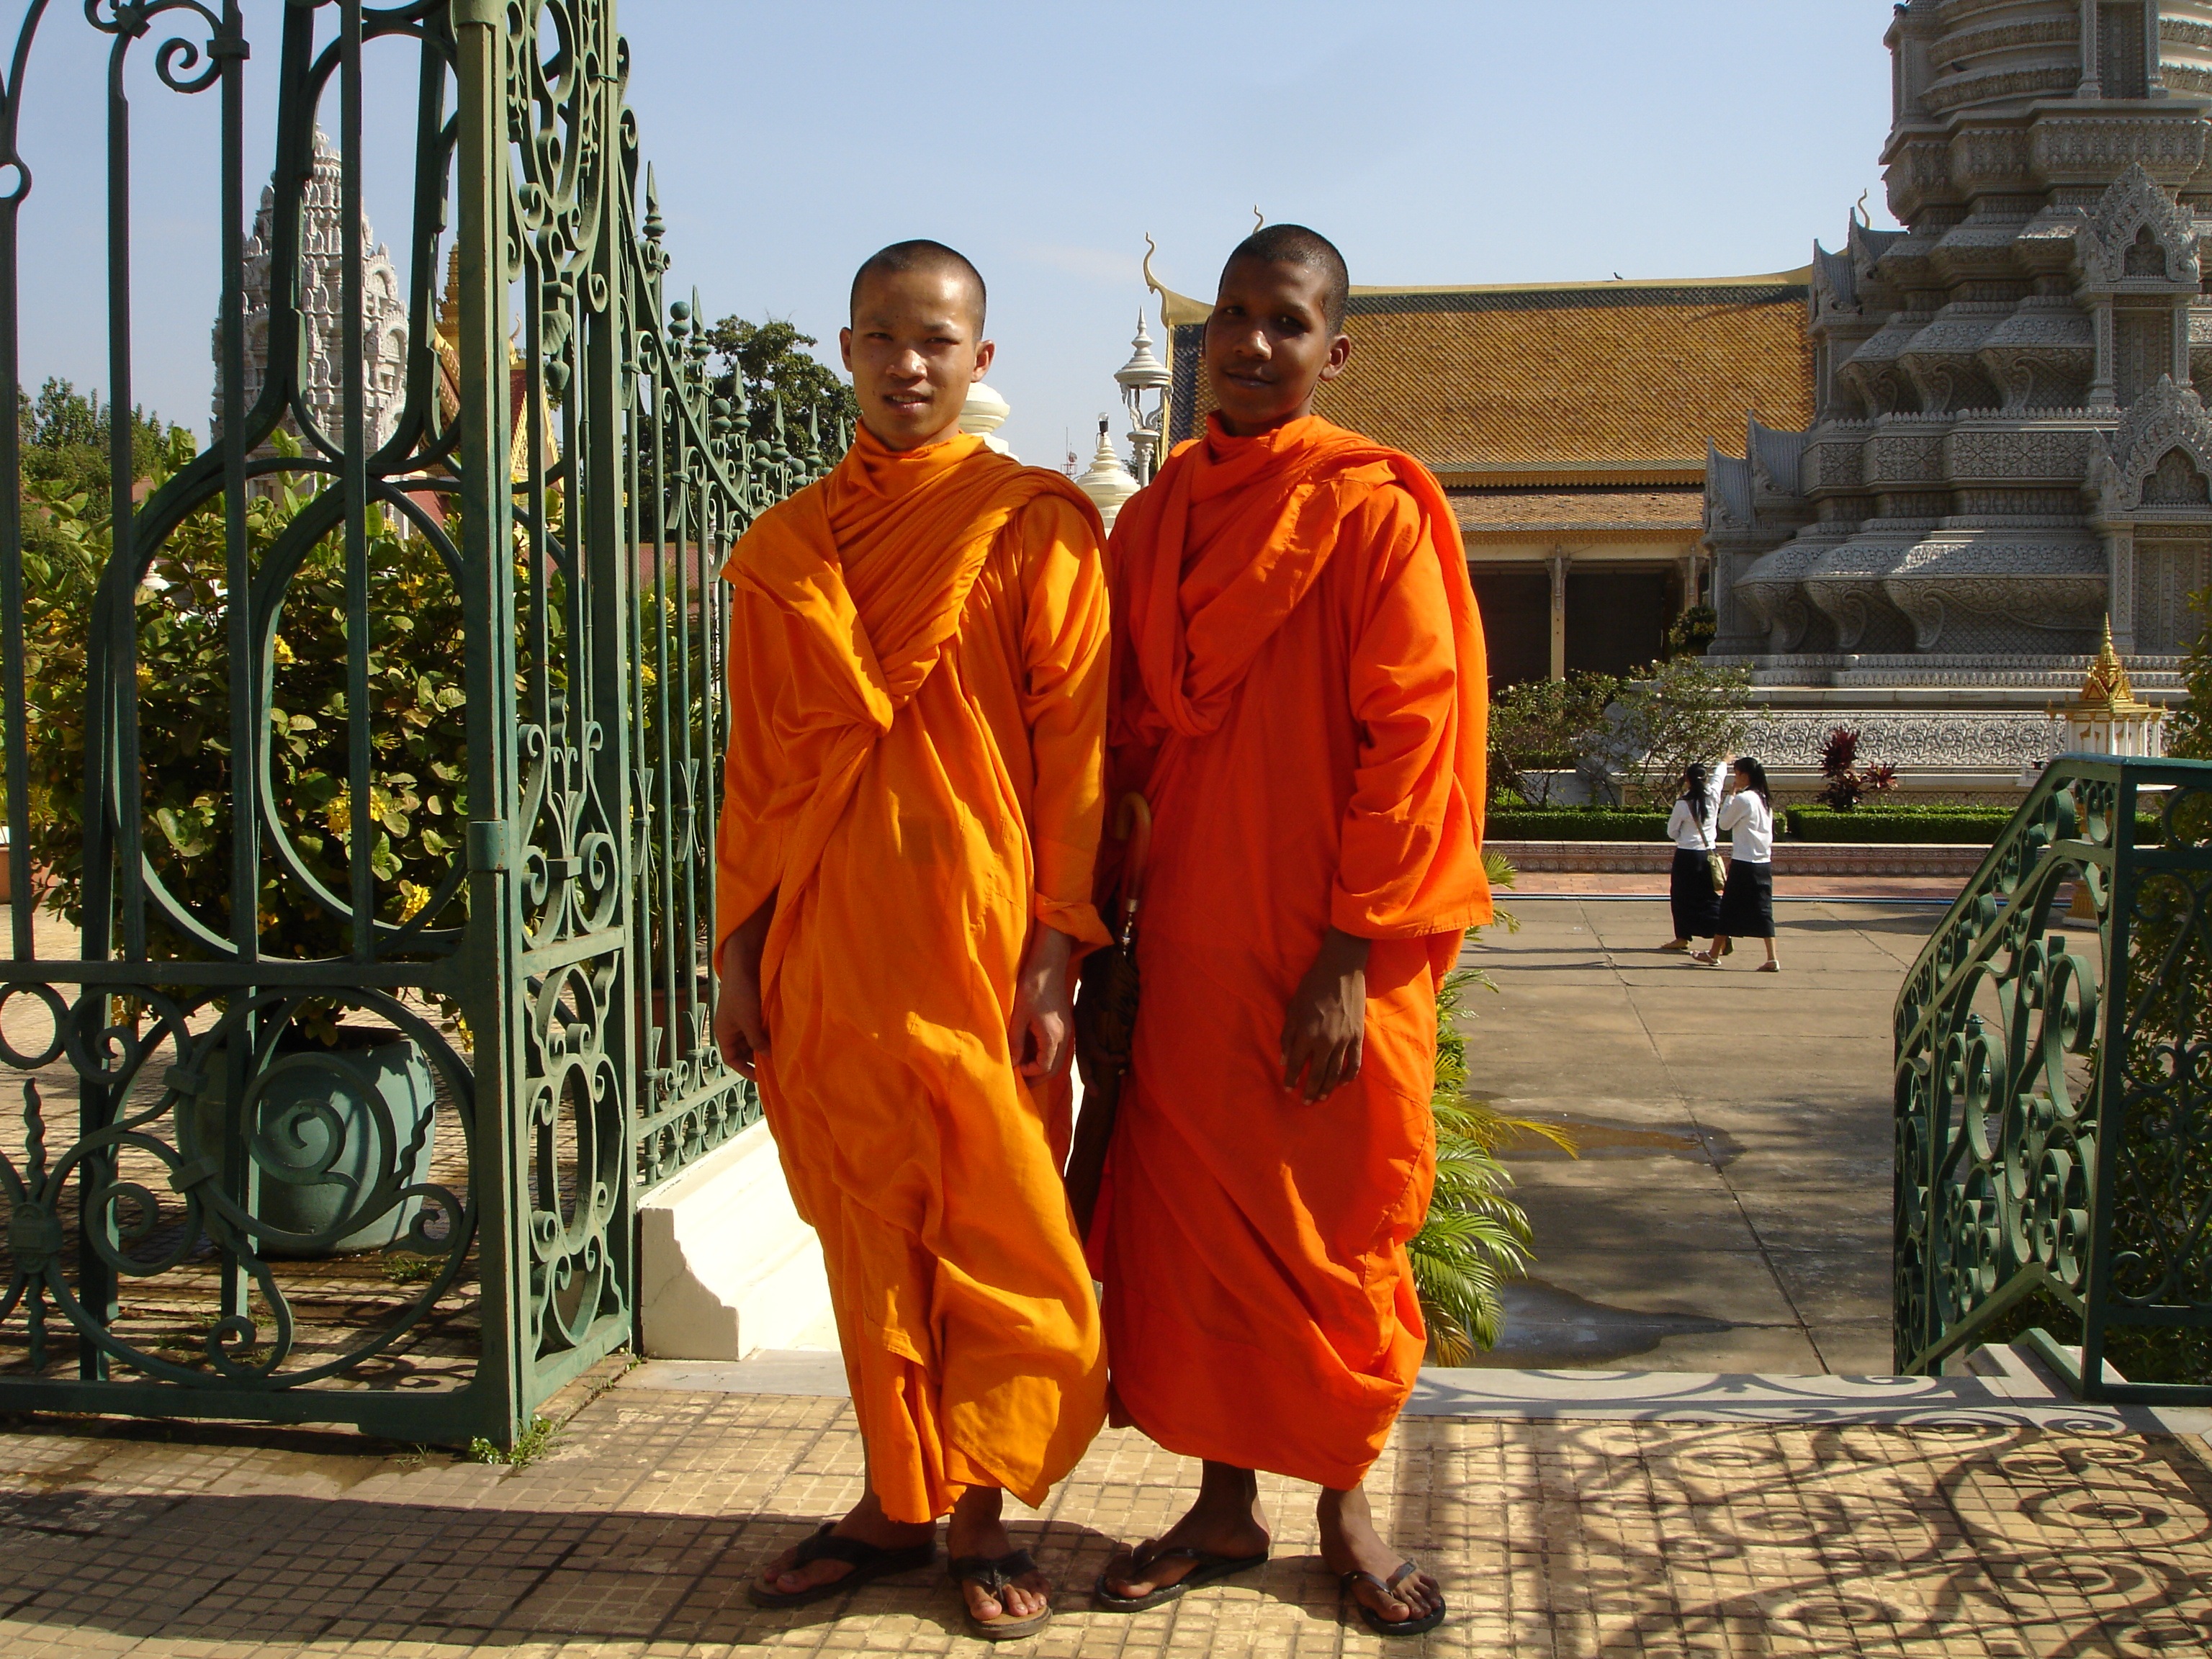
[950, 1549, 1051, 1641]
[1344, 1559, 1447, 1637]
[1092, 1541, 1270, 1611]
[745, 1522, 937, 1609]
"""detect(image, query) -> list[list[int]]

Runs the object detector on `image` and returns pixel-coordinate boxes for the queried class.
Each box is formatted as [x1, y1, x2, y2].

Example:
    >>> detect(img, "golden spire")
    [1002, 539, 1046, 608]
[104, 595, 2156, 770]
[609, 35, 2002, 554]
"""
[2077, 615, 2138, 706]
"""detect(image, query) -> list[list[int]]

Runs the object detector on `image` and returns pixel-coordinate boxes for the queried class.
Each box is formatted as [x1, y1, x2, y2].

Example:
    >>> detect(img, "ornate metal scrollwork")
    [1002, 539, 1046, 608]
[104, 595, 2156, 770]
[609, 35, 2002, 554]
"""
[1894, 757, 2212, 1405]
[0, 1, 840, 1445]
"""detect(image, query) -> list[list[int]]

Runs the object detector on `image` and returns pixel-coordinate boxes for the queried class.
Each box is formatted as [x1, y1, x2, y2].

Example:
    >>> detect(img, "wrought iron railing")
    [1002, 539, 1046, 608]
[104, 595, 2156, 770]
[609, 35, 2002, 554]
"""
[0, 0, 837, 1446]
[1894, 754, 2212, 1403]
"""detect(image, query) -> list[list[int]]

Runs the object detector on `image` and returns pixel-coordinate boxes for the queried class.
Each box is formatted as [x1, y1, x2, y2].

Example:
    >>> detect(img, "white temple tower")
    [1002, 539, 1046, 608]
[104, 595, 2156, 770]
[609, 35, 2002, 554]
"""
[1706, 0, 2212, 791]
[211, 127, 408, 454]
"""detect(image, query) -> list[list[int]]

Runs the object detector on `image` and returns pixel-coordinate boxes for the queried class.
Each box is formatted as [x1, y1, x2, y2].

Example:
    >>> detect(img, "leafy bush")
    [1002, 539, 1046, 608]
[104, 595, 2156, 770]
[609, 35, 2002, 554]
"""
[1785, 805, 2163, 844]
[1663, 603, 1716, 659]
[1488, 806, 1671, 841]
[1487, 673, 1620, 805]
[19, 439, 475, 1025]
[2172, 588, 2211, 762]
[1600, 657, 1754, 806]
[18, 377, 182, 523]
[1816, 725, 1897, 811]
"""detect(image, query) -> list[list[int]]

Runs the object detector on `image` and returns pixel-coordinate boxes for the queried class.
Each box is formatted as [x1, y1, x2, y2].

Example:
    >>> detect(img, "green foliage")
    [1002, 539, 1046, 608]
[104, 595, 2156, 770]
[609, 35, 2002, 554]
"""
[20, 444, 473, 1030]
[469, 1415, 559, 1467]
[2172, 590, 2212, 762]
[1604, 657, 1755, 806]
[1488, 806, 1672, 842]
[19, 377, 181, 522]
[1488, 673, 1620, 804]
[1785, 804, 2162, 844]
[1411, 856, 1574, 1364]
[703, 315, 857, 445]
[1663, 603, 1716, 659]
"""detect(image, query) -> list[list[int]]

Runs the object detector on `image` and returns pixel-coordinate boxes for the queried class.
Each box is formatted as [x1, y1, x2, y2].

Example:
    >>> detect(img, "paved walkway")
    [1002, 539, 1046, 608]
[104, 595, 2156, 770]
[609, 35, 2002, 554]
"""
[7, 1382, 2212, 1656]
[1469, 896, 1933, 1375]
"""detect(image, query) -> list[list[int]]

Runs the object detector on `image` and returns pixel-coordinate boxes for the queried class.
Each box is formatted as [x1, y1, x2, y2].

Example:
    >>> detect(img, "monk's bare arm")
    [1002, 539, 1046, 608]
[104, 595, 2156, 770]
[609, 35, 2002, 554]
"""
[713, 894, 775, 1079]
[1010, 922, 1079, 1079]
[1281, 925, 1370, 1102]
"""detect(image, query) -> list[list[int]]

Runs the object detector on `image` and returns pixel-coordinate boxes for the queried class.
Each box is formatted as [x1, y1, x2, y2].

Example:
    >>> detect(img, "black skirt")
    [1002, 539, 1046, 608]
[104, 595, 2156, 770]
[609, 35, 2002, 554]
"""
[1716, 858, 1775, 938]
[1669, 847, 1723, 940]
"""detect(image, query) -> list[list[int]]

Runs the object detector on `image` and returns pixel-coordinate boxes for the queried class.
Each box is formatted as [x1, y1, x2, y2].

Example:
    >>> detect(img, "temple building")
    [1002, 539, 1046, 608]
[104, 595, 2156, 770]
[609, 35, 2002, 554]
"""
[1704, 0, 2212, 791]
[1146, 268, 1815, 686]
[211, 126, 408, 455]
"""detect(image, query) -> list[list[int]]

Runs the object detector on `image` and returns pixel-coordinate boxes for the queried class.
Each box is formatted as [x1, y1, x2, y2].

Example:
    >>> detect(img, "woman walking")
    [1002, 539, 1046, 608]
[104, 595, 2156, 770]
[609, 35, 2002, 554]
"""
[1660, 760, 1725, 953]
[1699, 756, 1780, 971]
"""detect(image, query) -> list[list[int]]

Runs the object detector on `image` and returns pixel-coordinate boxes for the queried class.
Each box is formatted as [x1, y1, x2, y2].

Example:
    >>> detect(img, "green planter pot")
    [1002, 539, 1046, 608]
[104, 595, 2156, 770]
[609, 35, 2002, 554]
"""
[180, 1032, 439, 1258]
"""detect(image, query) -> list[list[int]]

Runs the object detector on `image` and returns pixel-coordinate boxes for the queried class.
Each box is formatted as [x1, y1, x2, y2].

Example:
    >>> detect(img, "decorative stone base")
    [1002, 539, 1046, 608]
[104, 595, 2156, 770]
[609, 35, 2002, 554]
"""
[1491, 840, 1990, 877]
[637, 1119, 833, 1362]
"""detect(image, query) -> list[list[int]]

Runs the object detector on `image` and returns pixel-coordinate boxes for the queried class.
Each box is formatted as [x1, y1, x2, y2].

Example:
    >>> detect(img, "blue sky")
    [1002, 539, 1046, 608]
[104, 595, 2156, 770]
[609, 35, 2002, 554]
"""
[12, 1, 1899, 467]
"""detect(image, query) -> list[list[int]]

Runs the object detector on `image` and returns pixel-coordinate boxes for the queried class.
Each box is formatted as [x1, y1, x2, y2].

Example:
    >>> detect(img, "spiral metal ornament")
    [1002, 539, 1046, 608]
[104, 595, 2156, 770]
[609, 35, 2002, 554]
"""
[1894, 757, 2212, 1407]
[0, 0, 842, 1447]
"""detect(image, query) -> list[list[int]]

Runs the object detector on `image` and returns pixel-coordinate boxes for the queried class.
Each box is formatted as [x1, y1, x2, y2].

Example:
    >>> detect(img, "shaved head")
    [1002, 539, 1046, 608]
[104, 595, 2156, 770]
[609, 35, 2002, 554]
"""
[850, 238, 986, 331]
[1223, 223, 1349, 334]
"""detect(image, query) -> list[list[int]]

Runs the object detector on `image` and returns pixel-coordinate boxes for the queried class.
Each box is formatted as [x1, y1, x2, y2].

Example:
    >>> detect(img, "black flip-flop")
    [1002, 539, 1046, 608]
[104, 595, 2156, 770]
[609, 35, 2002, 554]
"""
[745, 1522, 937, 1609]
[950, 1549, 1051, 1642]
[1343, 1559, 1447, 1637]
[1092, 1541, 1270, 1611]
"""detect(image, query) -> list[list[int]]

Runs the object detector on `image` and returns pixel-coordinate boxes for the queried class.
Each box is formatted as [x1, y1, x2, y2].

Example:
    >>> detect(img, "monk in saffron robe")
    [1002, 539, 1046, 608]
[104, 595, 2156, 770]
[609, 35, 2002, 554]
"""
[1090, 226, 1488, 1638]
[714, 240, 1110, 1639]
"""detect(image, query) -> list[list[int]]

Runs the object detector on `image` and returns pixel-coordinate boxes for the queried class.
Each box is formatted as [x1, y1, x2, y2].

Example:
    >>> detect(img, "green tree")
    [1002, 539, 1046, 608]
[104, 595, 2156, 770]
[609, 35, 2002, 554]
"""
[2170, 592, 2211, 761]
[702, 315, 857, 446]
[1488, 672, 1621, 805]
[1601, 656, 1755, 806]
[18, 377, 179, 516]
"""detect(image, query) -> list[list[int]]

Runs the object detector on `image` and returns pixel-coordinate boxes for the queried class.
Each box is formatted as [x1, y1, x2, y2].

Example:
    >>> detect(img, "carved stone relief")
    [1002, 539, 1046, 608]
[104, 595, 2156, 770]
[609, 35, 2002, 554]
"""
[2134, 535, 2212, 649]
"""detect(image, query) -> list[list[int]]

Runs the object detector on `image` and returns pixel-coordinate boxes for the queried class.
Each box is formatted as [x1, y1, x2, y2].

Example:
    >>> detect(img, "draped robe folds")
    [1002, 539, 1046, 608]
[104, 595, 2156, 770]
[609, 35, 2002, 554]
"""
[715, 426, 1112, 1524]
[1097, 413, 1490, 1491]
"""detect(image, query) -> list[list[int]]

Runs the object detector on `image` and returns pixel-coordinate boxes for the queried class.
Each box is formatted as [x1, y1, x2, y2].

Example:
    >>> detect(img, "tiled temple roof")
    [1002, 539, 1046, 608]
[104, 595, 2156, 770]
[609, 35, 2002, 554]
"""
[1159, 271, 1815, 479]
[1454, 486, 1705, 539]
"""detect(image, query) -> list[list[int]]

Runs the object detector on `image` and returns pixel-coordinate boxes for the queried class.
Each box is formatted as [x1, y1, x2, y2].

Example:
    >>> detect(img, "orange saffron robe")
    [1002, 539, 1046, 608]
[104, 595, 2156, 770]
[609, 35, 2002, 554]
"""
[716, 426, 1112, 1524]
[1097, 413, 1489, 1490]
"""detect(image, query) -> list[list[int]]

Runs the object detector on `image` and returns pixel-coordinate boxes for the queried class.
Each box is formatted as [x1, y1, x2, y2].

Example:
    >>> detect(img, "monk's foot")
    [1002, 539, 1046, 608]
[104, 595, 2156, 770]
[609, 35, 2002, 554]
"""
[947, 1486, 1049, 1627]
[1318, 1484, 1441, 1629]
[757, 1491, 933, 1599]
[1100, 1463, 1270, 1601]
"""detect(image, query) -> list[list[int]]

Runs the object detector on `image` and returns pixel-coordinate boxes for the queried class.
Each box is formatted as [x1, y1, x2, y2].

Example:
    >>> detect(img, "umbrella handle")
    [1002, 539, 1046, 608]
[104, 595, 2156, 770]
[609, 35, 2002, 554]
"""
[1114, 793, 1153, 947]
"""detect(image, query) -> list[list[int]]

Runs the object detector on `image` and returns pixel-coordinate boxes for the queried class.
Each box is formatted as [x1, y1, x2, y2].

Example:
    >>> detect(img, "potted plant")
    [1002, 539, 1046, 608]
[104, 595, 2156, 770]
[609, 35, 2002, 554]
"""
[19, 439, 466, 1258]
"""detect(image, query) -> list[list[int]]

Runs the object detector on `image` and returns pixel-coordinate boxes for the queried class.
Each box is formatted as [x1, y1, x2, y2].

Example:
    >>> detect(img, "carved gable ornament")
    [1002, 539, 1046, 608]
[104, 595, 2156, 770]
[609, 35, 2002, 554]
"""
[2096, 374, 2212, 513]
[2076, 164, 2200, 289]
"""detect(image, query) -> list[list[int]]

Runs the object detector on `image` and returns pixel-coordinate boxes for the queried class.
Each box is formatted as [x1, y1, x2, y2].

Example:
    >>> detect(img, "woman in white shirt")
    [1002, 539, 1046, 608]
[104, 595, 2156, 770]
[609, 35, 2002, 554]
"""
[1696, 755, 1780, 971]
[1661, 760, 1726, 952]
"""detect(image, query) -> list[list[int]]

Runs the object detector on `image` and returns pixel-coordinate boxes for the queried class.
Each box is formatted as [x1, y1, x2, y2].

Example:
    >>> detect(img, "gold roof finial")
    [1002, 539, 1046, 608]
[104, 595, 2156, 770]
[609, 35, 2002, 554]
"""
[2079, 614, 2134, 705]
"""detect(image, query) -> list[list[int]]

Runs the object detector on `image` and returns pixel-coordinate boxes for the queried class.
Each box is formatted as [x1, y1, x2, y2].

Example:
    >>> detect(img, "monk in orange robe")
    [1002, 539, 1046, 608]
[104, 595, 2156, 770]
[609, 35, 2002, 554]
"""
[1089, 226, 1489, 1638]
[713, 240, 1110, 1638]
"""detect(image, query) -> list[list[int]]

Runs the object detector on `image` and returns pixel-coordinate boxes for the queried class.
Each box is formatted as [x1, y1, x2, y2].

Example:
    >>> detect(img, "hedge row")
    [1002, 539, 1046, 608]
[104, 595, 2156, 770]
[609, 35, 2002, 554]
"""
[1785, 806, 2012, 844]
[1488, 809, 1671, 842]
[1786, 806, 2164, 844]
[1490, 804, 2164, 845]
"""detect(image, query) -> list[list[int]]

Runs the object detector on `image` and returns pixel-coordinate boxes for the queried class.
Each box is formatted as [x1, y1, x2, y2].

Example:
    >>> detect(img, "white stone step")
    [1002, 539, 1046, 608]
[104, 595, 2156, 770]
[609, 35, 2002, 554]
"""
[637, 1118, 835, 1361]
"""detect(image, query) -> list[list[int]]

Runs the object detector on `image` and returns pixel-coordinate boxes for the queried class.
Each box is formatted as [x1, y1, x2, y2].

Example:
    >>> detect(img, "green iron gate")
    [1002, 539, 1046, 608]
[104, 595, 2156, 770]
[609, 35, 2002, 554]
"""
[1894, 755, 2212, 1403]
[0, 0, 837, 1446]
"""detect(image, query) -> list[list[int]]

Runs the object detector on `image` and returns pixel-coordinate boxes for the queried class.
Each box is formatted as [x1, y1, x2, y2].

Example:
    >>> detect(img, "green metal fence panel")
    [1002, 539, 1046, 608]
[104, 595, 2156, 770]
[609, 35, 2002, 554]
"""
[0, 0, 837, 1447]
[1893, 754, 2212, 1404]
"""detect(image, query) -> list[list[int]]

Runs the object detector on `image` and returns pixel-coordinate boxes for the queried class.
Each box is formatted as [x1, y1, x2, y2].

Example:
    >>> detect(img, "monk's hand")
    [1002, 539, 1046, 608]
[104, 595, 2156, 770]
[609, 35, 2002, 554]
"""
[1281, 927, 1370, 1103]
[713, 898, 774, 1079]
[1010, 925, 1079, 1080]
